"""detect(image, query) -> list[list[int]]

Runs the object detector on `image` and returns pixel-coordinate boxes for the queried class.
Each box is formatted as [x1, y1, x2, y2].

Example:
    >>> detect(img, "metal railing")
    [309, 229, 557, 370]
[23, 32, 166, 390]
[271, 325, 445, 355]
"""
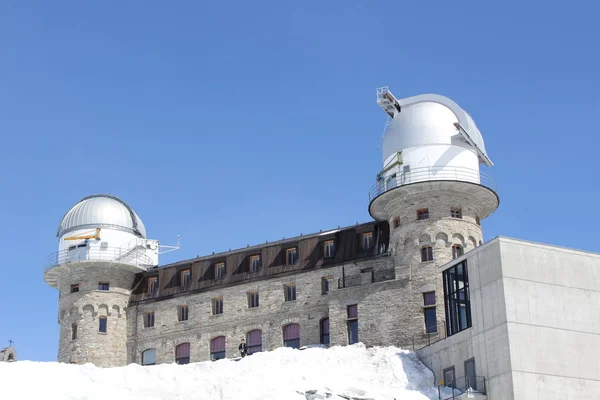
[372, 267, 396, 283]
[369, 166, 497, 202]
[439, 375, 487, 398]
[411, 318, 447, 350]
[338, 274, 362, 289]
[44, 246, 154, 273]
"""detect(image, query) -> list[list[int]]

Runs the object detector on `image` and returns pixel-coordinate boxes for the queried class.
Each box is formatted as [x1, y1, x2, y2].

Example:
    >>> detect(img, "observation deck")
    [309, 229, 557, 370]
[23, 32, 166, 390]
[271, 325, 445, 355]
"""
[44, 245, 154, 287]
[368, 166, 499, 221]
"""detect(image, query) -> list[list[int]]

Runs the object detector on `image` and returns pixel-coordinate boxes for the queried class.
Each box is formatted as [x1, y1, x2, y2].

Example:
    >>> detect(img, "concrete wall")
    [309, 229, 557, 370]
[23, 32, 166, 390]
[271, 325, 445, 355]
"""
[418, 237, 600, 400]
[500, 239, 600, 399]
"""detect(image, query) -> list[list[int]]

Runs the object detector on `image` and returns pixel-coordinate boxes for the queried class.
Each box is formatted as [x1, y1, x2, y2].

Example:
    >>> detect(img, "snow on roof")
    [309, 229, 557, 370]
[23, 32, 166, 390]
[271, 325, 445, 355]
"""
[0, 344, 460, 399]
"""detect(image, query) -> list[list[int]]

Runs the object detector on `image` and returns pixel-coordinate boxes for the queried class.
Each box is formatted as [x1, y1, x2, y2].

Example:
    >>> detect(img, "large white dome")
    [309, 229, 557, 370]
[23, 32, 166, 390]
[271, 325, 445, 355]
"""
[57, 194, 146, 238]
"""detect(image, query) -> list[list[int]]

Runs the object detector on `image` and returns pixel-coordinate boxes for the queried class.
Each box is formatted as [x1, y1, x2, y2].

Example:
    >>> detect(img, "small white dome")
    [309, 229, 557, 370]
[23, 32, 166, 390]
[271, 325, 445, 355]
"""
[57, 194, 146, 238]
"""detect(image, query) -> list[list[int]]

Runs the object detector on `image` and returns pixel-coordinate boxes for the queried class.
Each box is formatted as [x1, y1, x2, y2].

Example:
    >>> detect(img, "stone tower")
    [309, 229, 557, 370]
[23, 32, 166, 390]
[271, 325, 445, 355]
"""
[368, 89, 499, 340]
[44, 195, 159, 367]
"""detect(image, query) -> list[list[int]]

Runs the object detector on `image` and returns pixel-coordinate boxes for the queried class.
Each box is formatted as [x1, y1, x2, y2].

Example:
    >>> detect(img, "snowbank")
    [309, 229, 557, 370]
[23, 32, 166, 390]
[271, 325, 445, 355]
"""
[0, 344, 454, 400]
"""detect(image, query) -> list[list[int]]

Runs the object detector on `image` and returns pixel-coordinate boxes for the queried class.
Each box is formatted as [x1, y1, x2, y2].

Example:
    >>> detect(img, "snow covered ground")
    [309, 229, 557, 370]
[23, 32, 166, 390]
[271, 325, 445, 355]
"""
[0, 344, 458, 400]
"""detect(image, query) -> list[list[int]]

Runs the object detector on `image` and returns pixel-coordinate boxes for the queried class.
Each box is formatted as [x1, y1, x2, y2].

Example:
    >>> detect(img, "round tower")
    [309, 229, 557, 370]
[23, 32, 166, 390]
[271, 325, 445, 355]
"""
[369, 88, 499, 342]
[44, 195, 158, 367]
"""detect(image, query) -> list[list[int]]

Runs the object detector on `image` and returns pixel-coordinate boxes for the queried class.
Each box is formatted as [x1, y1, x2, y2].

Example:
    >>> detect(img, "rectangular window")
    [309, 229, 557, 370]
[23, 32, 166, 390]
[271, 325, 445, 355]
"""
[450, 208, 462, 219]
[286, 248, 297, 265]
[423, 291, 436, 306]
[178, 305, 189, 322]
[212, 297, 223, 315]
[284, 284, 296, 301]
[452, 245, 464, 259]
[443, 366, 456, 388]
[248, 291, 259, 308]
[249, 255, 261, 273]
[421, 246, 433, 262]
[424, 307, 437, 333]
[283, 324, 300, 349]
[147, 277, 158, 294]
[320, 318, 330, 346]
[210, 336, 226, 361]
[393, 217, 400, 228]
[70, 284, 79, 293]
[144, 312, 155, 328]
[443, 260, 472, 336]
[362, 232, 373, 250]
[71, 323, 78, 340]
[180, 269, 191, 287]
[98, 282, 109, 291]
[215, 262, 225, 280]
[176, 343, 190, 365]
[417, 208, 429, 220]
[324, 240, 335, 258]
[321, 278, 329, 295]
[347, 305, 358, 345]
[99, 316, 107, 333]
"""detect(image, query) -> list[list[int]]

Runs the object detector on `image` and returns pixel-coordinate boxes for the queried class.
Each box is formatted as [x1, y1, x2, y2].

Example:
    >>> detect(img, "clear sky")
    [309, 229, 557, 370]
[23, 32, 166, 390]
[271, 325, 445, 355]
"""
[0, 1, 598, 362]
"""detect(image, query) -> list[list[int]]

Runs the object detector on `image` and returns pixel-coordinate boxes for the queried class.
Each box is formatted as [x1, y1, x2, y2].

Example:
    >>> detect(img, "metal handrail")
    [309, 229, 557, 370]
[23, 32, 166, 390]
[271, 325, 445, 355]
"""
[369, 166, 497, 202]
[440, 375, 487, 398]
[44, 245, 154, 273]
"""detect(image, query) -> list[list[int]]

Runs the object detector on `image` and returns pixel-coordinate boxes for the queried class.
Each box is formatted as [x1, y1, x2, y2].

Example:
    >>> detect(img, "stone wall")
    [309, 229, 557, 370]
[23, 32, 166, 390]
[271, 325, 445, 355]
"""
[57, 264, 135, 367]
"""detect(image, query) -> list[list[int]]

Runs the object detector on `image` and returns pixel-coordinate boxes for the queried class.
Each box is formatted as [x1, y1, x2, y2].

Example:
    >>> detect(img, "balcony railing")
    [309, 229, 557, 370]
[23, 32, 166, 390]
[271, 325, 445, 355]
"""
[369, 166, 497, 203]
[441, 375, 487, 398]
[44, 245, 154, 273]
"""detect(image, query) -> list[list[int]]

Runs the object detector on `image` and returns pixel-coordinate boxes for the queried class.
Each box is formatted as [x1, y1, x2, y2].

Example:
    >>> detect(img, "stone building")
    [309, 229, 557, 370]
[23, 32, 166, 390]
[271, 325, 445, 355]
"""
[43, 88, 499, 368]
[0, 345, 17, 362]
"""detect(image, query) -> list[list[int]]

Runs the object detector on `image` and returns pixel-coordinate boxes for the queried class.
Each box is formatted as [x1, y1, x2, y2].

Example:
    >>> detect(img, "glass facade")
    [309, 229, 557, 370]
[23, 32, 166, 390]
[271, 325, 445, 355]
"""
[443, 260, 472, 336]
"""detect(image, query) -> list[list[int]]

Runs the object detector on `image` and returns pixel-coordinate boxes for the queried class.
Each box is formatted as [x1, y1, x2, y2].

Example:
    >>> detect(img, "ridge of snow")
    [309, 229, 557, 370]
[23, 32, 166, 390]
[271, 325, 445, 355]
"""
[0, 343, 458, 400]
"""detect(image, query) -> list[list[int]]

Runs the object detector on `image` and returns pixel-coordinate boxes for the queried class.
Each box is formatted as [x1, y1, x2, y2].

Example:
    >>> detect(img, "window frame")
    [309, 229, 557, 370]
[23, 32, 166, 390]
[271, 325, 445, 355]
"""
[98, 316, 107, 333]
[320, 318, 330, 346]
[249, 255, 261, 273]
[210, 336, 226, 361]
[450, 208, 462, 219]
[147, 276, 158, 294]
[443, 260, 472, 336]
[248, 291, 259, 308]
[141, 348, 156, 366]
[98, 282, 109, 291]
[282, 323, 300, 349]
[212, 297, 224, 315]
[286, 247, 298, 265]
[421, 246, 434, 262]
[144, 311, 155, 328]
[178, 304, 189, 322]
[347, 305, 359, 345]
[214, 262, 226, 280]
[443, 366, 456, 388]
[324, 240, 335, 259]
[179, 269, 191, 287]
[175, 343, 190, 365]
[70, 284, 80, 293]
[361, 232, 373, 250]
[452, 244, 464, 259]
[284, 283, 297, 302]
[321, 277, 329, 295]
[71, 323, 78, 340]
[246, 329, 263, 355]
[417, 208, 429, 220]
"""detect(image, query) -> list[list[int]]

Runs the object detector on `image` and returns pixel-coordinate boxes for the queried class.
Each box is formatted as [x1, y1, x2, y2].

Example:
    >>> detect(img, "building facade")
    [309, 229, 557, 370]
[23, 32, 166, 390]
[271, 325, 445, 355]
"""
[417, 237, 600, 400]
[44, 88, 500, 368]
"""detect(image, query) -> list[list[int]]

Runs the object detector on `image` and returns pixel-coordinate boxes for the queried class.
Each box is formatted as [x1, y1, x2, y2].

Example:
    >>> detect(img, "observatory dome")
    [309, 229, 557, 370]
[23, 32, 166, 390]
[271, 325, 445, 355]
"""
[57, 194, 146, 238]
[381, 95, 488, 164]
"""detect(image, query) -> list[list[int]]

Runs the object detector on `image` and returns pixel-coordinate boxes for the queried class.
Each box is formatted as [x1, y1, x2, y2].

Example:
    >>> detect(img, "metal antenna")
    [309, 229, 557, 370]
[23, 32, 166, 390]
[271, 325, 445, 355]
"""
[8, 338, 14, 346]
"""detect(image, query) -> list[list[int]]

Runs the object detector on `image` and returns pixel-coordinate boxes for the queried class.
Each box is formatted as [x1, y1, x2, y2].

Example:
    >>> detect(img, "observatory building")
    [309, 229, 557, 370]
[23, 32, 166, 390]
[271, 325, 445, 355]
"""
[43, 88, 600, 399]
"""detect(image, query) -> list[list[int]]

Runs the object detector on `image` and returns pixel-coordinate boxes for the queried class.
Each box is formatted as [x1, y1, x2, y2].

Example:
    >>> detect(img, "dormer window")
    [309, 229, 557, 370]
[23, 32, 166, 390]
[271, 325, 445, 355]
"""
[249, 255, 261, 273]
[324, 240, 335, 259]
[147, 277, 158, 294]
[215, 262, 226, 280]
[286, 248, 298, 265]
[362, 232, 373, 250]
[179, 270, 191, 287]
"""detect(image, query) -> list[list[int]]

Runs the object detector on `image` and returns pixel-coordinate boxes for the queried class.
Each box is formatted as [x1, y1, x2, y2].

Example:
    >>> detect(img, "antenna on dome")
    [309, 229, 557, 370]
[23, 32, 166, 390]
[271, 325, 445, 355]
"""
[159, 235, 181, 255]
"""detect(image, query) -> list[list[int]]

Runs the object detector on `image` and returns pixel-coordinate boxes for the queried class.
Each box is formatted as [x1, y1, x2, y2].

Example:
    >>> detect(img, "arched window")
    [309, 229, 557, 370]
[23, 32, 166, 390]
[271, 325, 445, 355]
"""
[283, 323, 300, 349]
[7, 353, 14, 361]
[210, 336, 226, 361]
[320, 318, 330, 346]
[142, 349, 156, 366]
[175, 343, 190, 365]
[246, 330, 262, 355]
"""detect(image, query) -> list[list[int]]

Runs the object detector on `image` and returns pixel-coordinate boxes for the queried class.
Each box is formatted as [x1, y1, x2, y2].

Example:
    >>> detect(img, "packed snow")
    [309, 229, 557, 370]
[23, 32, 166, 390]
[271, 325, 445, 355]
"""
[0, 344, 459, 400]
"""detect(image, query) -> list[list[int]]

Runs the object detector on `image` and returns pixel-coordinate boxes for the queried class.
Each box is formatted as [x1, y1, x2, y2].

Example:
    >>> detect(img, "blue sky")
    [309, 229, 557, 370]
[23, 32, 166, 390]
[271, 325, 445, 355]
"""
[0, 1, 598, 362]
